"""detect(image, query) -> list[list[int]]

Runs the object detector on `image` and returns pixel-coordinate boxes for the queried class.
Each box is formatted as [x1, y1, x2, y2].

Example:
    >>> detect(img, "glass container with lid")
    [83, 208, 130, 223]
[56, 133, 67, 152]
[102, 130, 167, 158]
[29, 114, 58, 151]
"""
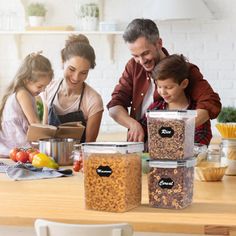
[207, 143, 221, 163]
[221, 139, 236, 175]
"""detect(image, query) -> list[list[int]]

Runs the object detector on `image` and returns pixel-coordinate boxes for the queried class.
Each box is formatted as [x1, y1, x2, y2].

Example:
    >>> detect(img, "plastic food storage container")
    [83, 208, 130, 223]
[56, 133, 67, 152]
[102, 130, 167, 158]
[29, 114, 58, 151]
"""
[221, 139, 236, 175]
[148, 158, 196, 209]
[147, 110, 196, 160]
[82, 142, 144, 212]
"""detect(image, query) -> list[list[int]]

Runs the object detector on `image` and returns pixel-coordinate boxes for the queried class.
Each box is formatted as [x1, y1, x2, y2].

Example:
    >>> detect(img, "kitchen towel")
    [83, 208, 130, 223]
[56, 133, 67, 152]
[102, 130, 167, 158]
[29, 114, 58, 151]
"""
[0, 161, 73, 181]
[0, 161, 8, 173]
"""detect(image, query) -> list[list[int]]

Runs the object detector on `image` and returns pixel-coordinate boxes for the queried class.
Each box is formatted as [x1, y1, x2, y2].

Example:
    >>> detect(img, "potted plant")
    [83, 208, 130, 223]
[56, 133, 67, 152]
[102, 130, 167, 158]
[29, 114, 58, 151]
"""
[26, 2, 47, 27]
[78, 3, 99, 31]
[216, 106, 236, 139]
[217, 106, 236, 123]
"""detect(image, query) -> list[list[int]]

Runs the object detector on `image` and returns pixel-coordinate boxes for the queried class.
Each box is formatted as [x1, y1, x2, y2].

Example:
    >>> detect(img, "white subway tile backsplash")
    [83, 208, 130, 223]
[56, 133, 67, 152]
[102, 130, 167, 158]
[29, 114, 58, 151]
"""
[205, 60, 234, 70]
[219, 71, 236, 80]
[219, 51, 236, 60]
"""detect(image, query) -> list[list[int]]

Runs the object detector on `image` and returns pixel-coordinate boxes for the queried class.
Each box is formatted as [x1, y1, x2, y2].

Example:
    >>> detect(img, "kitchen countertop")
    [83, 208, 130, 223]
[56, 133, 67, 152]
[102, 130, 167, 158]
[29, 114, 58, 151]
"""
[0, 158, 236, 235]
[96, 132, 222, 144]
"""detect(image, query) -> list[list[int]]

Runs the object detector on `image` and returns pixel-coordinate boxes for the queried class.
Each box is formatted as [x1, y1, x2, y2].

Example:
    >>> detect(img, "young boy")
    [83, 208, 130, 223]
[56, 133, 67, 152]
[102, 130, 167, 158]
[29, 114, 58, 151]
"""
[140, 54, 212, 145]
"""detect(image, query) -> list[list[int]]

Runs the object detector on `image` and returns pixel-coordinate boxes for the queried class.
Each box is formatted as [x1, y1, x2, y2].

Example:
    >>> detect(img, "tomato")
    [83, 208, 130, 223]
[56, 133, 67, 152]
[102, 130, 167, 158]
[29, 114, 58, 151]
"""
[16, 150, 29, 163]
[73, 160, 82, 172]
[9, 148, 20, 162]
[26, 148, 35, 154]
[28, 150, 40, 163]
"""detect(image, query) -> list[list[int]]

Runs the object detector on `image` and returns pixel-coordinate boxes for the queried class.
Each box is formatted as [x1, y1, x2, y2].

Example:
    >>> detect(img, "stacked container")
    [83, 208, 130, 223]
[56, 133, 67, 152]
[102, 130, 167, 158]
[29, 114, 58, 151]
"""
[82, 142, 144, 212]
[147, 110, 197, 209]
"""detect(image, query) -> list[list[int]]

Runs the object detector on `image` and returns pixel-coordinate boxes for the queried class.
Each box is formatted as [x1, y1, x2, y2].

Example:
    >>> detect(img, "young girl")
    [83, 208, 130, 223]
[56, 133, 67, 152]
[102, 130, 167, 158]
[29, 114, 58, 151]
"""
[41, 34, 103, 143]
[0, 52, 54, 156]
[141, 54, 212, 145]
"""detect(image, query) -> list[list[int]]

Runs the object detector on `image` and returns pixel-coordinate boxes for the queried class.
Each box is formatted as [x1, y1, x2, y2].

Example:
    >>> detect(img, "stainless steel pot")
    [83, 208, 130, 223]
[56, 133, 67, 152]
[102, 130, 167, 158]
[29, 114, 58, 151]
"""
[34, 138, 80, 166]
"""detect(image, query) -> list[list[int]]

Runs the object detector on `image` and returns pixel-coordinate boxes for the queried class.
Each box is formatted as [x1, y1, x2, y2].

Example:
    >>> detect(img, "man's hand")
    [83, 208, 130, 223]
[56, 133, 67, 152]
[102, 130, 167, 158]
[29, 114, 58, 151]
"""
[127, 120, 145, 142]
[196, 109, 210, 127]
[109, 105, 145, 142]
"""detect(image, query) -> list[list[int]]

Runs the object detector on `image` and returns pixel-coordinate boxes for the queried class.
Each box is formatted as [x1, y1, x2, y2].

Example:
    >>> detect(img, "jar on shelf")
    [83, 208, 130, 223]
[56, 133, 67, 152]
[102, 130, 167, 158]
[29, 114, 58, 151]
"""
[221, 139, 236, 175]
[75, 0, 99, 31]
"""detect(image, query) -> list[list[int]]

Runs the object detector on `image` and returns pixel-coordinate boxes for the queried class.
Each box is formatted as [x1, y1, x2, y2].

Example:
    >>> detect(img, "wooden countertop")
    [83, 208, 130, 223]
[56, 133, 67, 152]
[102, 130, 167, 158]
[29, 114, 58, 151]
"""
[0, 159, 236, 235]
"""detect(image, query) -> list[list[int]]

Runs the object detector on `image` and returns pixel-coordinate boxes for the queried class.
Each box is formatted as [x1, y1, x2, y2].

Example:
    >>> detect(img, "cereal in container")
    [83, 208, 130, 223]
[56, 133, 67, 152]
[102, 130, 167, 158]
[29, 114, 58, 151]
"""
[147, 110, 196, 160]
[82, 142, 144, 212]
[148, 158, 196, 209]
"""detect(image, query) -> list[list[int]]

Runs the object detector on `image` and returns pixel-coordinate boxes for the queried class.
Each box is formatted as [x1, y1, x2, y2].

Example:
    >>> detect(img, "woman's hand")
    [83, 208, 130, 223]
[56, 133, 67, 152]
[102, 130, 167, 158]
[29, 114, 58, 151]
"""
[85, 111, 103, 142]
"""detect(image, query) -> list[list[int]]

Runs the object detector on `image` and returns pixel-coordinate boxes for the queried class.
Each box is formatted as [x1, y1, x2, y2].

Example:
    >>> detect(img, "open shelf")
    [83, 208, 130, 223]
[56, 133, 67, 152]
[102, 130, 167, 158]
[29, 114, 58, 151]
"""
[0, 30, 124, 61]
[0, 30, 124, 35]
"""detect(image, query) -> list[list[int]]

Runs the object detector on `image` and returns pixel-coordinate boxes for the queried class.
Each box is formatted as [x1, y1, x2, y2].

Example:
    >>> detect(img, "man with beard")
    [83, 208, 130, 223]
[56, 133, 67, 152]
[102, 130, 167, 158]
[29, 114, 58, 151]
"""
[107, 18, 221, 142]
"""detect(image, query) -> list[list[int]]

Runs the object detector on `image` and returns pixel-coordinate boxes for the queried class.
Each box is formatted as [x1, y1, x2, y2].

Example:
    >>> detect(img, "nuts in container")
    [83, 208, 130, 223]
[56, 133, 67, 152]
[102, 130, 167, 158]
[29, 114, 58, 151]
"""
[147, 110, 196, 160]
[82, 142, 144, 212]
[148, 158, 196, 209]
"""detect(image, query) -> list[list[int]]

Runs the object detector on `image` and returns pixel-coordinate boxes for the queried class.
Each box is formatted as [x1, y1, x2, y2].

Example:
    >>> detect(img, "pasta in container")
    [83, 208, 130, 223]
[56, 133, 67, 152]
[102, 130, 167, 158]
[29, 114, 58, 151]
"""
[82, 142, 144, 212]
[215, 123, 236, 139]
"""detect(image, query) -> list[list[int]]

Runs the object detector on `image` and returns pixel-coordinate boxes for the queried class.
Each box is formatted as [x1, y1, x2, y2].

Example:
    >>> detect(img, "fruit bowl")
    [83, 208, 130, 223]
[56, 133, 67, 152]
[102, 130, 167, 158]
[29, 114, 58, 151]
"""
[195, 161, 227, 182]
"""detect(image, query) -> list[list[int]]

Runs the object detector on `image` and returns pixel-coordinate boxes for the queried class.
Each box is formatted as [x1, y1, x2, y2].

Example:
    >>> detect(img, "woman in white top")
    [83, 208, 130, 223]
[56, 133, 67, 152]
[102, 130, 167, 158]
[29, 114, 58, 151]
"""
[41, 34, 103, 142]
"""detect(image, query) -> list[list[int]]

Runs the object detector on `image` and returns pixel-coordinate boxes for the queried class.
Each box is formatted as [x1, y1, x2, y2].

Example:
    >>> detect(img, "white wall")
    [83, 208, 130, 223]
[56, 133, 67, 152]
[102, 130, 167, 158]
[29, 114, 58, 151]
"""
[0, 0, 236, 135]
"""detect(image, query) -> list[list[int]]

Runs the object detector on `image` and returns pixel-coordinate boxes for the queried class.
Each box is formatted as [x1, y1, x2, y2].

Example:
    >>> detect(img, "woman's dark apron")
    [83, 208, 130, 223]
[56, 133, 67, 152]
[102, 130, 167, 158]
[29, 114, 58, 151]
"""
[48, 80, 86, 142]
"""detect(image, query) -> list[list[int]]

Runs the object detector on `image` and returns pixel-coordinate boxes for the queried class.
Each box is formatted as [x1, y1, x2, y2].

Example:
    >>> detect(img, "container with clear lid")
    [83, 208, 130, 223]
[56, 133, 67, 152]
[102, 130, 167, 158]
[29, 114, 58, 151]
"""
[148, 158, 196, 209]
[147, 110, 196, 160]
[82, 142, 144, 212]
[207, 143, 221, 163]
[221, 139, 236, 175]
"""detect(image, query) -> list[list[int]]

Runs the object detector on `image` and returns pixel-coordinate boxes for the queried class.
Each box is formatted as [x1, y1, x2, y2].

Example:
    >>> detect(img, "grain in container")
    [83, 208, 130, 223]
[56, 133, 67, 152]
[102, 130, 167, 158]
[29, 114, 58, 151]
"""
[82, 142, 144, 212]
[148, 158, 196, 209]
[147, 110, 196, 160]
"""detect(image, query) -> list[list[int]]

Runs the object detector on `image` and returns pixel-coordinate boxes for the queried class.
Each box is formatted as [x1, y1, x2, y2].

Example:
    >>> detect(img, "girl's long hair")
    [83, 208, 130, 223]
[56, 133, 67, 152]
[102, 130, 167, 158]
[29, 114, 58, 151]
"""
[0, 52, 53, 130]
